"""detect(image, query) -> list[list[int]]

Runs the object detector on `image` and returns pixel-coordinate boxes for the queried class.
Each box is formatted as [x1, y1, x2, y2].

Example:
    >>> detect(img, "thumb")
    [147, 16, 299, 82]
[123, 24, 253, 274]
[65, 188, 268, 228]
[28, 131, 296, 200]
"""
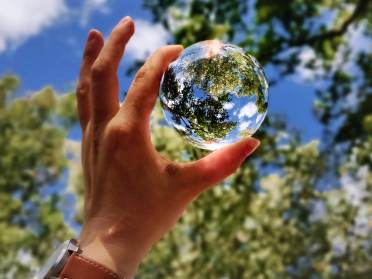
[178, 137, 260, 197]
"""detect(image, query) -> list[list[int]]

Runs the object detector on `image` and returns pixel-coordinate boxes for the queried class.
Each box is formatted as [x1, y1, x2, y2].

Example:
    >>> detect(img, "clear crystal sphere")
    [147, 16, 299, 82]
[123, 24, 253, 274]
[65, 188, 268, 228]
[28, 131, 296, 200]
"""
[160, 40, 269, 150]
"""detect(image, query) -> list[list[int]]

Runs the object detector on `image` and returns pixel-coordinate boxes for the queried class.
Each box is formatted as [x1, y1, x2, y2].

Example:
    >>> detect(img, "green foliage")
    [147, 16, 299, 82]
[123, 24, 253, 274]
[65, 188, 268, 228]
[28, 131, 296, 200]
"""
[140, 106, 372, 278]
[1, 0, 371, 278]
[144, 0, 248, 46]
[140, 0, 372, 277]
[161, 67, 238, 142]
[0, 76, 75, 278]
[160, 43, 268, 145]
[145, 0, 372, 128]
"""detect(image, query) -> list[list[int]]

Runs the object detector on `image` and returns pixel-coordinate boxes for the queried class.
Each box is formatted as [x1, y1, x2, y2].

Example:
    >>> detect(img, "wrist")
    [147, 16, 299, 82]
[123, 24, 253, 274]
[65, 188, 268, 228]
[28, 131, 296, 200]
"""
[78, 235, 148, 278]
[81, 241, 139, 278]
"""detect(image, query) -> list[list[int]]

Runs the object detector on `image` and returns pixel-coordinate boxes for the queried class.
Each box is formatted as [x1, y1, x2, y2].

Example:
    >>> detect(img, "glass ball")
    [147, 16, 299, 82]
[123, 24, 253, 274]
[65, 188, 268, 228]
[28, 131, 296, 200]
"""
[160, 40, 269, 150]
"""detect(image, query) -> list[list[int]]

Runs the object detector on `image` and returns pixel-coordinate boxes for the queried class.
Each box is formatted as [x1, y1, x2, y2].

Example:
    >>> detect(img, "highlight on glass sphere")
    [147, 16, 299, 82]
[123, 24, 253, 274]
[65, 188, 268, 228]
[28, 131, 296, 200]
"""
[160, 40, 269, 150]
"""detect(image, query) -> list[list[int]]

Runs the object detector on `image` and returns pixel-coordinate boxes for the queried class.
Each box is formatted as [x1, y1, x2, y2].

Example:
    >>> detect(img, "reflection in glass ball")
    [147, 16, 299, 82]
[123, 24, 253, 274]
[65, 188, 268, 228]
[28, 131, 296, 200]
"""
[160, 40, 269, 150]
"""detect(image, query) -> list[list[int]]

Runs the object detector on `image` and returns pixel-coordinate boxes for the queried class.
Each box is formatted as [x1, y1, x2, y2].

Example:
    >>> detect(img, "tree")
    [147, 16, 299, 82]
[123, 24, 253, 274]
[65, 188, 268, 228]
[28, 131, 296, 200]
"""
[160, 43, 267, 147]
[137, 0, 372, 277]
[1, 0, 371, 278]
[144, 0, 372, 128]
[161, 67, 238, 144]
[0, 76, 75, 278]
[138, 105, 372, 278]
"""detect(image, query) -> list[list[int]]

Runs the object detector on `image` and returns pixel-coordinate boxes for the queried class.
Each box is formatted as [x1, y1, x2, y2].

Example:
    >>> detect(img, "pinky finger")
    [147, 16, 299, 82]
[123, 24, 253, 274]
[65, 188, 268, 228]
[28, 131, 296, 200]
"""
[76, 29, 104, 130]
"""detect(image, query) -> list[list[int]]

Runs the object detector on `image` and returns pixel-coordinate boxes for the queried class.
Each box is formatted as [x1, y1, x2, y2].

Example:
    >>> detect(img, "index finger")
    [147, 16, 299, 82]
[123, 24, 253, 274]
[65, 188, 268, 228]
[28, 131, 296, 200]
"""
[120, 45, 183, 129]
[94, 16, 134, 73]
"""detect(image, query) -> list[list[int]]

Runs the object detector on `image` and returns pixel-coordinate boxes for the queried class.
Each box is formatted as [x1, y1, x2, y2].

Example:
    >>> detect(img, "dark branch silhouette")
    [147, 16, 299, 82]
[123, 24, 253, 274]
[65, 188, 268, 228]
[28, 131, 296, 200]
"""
[290, 0, 370, 46]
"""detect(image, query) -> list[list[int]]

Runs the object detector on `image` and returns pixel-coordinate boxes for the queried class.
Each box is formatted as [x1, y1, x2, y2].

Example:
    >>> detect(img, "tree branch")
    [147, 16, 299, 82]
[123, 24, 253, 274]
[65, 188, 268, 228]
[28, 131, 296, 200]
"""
[291, 0, 370, 46]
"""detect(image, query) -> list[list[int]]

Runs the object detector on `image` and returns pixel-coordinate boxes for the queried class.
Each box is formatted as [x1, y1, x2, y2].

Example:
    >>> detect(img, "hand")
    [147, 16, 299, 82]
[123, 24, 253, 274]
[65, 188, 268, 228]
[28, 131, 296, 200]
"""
[77, 16, 260, 278]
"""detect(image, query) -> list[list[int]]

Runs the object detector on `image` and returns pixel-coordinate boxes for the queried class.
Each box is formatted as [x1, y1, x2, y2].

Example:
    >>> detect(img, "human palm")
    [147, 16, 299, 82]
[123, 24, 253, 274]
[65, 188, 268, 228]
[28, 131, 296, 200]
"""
[76, 16, 260, 278]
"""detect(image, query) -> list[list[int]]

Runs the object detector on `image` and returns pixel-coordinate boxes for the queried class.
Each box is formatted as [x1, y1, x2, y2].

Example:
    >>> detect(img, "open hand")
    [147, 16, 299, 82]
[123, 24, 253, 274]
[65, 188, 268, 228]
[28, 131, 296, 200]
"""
[76, 16, 260, 278]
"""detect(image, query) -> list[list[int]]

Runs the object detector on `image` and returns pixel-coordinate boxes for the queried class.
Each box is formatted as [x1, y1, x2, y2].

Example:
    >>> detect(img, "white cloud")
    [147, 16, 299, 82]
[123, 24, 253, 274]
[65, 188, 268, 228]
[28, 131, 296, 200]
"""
[347, 23, 371, 53]
[80, 0, 109, 27]
[332, 23, 372, 74]
[238, 120, 252, 131]
[238, 103, 257, 118]
[126, 19, 170, 61]
[295, 46, 324, 81]
[0, 0, 67, 52]
[223, 102, 234, 110]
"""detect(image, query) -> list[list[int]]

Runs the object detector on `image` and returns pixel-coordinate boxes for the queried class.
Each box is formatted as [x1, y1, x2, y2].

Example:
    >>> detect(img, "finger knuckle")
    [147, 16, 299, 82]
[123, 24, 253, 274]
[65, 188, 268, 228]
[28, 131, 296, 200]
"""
[104, 122, 131, 145]
[91, 61, 108, 78]
[135, 65, 148, 81]
[76, 81, 90, 98]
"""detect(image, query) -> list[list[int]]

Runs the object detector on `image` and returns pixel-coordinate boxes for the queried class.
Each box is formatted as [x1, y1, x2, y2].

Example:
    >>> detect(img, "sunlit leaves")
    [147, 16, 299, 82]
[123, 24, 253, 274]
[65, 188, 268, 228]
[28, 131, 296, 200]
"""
[0, 76, 74, 278]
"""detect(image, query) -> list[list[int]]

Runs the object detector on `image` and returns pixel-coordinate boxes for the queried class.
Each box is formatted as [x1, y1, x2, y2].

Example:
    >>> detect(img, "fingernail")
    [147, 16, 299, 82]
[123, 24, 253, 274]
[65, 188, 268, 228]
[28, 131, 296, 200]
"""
[244, 138, 260, 156]
[120, 16, 131, 24]
[87, 29, 96, 42]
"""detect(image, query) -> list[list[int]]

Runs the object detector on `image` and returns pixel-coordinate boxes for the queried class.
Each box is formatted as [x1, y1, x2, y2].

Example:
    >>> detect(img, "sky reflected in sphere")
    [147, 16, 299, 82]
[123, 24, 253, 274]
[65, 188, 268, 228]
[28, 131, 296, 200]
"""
[160, 40, 269, 150]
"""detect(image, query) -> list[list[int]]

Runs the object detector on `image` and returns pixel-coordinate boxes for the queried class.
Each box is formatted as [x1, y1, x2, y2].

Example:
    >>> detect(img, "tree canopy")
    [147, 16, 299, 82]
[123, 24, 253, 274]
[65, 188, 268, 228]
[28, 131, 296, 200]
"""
[0, 76, 77, 278]
[1, 0, 371, 278]
[160, 41, 268, 147]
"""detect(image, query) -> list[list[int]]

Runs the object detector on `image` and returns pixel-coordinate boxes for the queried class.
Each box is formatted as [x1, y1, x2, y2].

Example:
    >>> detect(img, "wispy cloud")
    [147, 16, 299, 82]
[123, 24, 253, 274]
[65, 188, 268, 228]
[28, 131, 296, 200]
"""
[238, 120, 252, 131]
[238, 103, 258, 118]
[126, 19, 170, 61]
[295, 46, 324, 81]
[0, 0, 67, 52]
[223, 102, 235, 110]
[80, 0, 110, 27]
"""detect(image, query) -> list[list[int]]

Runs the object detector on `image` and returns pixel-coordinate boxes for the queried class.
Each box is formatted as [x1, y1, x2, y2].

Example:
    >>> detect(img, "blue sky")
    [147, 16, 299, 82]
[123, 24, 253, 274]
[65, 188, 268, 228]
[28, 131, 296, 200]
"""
[0, 0, 323, 142]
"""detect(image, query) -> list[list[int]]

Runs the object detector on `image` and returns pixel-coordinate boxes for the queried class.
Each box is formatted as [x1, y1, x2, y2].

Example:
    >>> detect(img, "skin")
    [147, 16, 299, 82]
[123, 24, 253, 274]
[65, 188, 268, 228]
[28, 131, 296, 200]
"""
[77, 16, 260, 278]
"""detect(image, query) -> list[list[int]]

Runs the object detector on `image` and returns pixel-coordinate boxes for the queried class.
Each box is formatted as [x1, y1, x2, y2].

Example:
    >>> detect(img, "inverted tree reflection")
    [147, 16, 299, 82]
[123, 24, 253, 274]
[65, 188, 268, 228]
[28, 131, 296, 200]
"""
[161, 67, 237, 142]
